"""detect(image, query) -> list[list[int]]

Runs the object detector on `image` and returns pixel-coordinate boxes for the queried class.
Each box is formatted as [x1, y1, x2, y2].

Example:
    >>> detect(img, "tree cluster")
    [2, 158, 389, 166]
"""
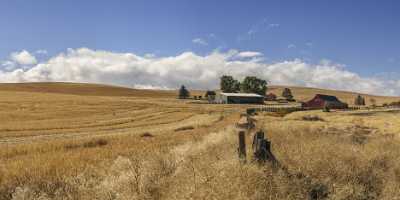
[220, 75, 267, 96]
[282, 88, 294, 101]
[178, 85, 190, 99]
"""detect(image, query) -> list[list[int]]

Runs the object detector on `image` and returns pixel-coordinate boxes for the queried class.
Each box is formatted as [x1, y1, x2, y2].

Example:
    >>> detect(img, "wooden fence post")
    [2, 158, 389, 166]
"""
[238, 131, 246, 163]
[252, 130, 279, 168]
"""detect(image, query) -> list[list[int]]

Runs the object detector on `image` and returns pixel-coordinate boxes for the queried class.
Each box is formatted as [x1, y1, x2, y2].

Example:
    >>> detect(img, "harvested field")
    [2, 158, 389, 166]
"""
[1, 83, 400, 199]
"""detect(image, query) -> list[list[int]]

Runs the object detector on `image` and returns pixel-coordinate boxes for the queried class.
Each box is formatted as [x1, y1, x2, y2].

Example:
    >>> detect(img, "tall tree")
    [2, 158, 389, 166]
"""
[178, 85, 190, 99]
[354, 94, 366, 106]
[220, 75, 240, 93]
[240, 76, 267, 95]
[282, 88, 294, 101]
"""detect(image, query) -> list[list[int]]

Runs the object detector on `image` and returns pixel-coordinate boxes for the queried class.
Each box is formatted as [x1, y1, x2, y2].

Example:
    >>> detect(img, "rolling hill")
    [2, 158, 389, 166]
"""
[0, 82, 398, 105]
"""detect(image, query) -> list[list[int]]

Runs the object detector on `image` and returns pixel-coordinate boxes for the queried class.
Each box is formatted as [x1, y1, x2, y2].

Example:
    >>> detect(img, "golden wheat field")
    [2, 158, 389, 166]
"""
[1, 82, 400, 200]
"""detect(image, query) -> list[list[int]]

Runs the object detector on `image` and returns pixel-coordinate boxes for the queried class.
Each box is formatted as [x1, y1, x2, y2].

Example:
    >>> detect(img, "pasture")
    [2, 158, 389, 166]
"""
[1, 82, 400, 199]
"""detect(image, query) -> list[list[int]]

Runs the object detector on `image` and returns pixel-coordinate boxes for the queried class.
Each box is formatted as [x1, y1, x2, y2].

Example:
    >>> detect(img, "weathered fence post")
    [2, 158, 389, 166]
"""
[252, 130, 279, 167]
[238, 131, 247, 163]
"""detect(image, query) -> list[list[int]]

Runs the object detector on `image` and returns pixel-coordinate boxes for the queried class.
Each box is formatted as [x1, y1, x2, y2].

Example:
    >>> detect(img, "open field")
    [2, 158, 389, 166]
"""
[1, 83, 400, 199]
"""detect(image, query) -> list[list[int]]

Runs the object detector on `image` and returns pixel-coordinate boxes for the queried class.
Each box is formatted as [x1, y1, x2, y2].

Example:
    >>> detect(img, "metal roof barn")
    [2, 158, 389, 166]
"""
[303, 94, 348, 109]
[218, 93, 265, 104]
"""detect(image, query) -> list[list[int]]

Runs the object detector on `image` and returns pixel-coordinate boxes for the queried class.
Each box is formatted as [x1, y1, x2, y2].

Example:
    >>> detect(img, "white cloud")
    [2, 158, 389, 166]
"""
[144, 53, 156, 58]
[1, 61, 16, 71]
[236, 51, 263, 58]
[192, 38, 208, 46]
[35, 49, 48, 54]
[288, 44, 296, 49]
[10, 50, 37, 65]
[0, 47, 399, 96]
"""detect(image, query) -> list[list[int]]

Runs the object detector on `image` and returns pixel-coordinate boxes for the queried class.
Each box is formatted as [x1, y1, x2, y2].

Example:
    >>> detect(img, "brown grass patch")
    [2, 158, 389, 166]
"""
[174, 125, 195, 132]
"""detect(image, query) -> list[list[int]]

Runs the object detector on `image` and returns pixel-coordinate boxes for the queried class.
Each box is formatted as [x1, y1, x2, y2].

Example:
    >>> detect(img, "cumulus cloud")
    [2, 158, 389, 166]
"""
[35, 49, 48, 55]
[236, 51, 263, 58]
[10, 50, 37, 65]
[192, 38, 208, 46]
[0, 47, 399, 96]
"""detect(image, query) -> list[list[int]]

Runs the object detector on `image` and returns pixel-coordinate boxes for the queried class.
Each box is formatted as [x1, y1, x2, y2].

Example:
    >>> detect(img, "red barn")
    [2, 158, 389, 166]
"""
[303, 94, 348, 109]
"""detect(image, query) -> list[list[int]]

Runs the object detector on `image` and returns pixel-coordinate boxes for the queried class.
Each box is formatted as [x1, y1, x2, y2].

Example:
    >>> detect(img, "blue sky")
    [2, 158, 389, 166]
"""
[0, 0, 400, 95]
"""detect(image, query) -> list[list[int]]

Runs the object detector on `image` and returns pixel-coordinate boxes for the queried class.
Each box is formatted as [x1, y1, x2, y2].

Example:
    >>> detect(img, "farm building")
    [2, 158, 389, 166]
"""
[303, 94, 348, 109]
[265, 93, 277, 101]
[217, 93, 264, 104]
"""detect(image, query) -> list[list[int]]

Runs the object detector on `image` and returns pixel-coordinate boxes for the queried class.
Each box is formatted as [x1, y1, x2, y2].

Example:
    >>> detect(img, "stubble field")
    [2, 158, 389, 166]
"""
[1, 82, 400, 200]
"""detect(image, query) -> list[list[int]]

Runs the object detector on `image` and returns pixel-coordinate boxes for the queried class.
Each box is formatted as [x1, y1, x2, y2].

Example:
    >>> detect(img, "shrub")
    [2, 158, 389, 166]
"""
[140, 132, 154, 138]
[302, 115, 325, 121]
[282, 88, 294, 101]
[83, 139, 108, 148]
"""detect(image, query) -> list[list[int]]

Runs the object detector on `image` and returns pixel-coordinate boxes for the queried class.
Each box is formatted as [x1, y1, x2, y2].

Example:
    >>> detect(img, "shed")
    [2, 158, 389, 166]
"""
[218, 93, 264, 104]
[265, 93, 277, 101]
[303, 94, 348, 109]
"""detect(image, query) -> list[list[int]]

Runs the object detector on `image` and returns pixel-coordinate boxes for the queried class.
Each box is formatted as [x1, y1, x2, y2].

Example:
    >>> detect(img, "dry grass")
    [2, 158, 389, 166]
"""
[1, 83, 400, 199]
[269, 85, 400, 106]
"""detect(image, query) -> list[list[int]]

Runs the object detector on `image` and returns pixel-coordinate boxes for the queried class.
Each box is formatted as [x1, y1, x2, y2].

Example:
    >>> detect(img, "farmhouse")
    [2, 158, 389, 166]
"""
[303, 94, 348, 109]
[217, 93, 264, 104]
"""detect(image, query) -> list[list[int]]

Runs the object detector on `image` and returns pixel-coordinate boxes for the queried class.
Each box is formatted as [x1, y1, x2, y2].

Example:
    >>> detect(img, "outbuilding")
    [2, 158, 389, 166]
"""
[303, 94, 348, 109]
[264, 93, 277, 101]
[217, 93, 264, 104]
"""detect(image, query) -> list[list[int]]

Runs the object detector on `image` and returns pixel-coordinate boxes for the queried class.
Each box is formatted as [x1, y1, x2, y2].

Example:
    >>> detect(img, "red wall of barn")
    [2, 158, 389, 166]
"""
[304, 97, 325, 108]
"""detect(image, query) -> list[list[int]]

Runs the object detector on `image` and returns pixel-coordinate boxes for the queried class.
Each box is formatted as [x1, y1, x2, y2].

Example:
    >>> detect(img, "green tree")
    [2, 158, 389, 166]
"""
[354, 94, 365, 106]
[282, 88, 294, 101]
[220, 75, 240, 93]
[178, 85, 190, 99]
[240, 76, 267, 95]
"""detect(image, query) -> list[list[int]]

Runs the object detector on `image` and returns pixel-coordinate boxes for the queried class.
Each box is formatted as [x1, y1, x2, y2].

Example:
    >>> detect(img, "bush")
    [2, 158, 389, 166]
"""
[83, 139, 108, 148]
[302, 115, 325, 121]
[140, 132, 154, 138]
[282, 88, 294, 101]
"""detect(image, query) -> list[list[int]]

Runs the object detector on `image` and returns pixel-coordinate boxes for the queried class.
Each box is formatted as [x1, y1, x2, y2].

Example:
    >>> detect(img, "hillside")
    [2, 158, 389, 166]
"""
[1, 82, 400, 199]
[268, 85, 400, 106]
[0, 82, 398, 105]
[0, 82, 175, 98]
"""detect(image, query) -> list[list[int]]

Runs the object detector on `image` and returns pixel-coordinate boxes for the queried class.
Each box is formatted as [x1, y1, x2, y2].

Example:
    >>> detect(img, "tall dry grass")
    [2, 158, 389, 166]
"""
[2, 83, 400, 199]
[3, 109, 400, 199]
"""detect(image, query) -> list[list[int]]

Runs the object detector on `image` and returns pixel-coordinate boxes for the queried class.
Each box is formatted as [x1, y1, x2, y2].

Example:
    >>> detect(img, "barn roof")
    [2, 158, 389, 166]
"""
[314, 94, 340, 101]
[220, 93, 264, 97]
